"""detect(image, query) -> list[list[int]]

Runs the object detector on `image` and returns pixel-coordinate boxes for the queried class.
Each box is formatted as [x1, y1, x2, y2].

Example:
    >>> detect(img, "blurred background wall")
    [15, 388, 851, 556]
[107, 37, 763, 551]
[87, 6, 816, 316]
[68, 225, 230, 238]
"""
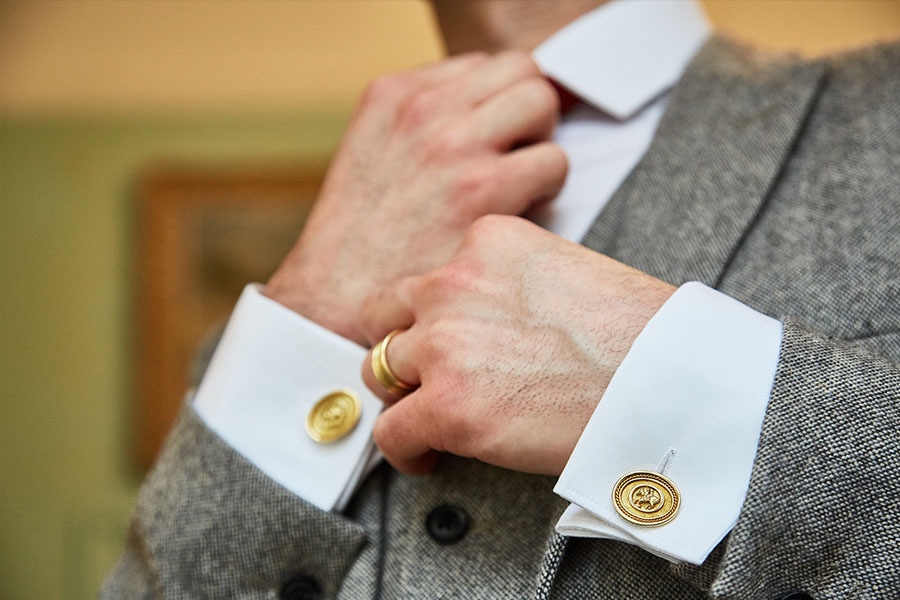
[1, 1, 899, 598]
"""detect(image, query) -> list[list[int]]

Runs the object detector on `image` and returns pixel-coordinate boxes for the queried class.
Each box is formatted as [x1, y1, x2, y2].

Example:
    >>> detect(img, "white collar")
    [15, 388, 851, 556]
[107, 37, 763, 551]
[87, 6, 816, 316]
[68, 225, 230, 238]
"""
[534, 0, 710, 120]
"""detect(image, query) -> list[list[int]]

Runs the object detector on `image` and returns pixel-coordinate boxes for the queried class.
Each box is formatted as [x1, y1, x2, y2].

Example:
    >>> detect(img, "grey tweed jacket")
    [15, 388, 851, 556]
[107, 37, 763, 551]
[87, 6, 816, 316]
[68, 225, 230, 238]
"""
[102, 38, 900, 599]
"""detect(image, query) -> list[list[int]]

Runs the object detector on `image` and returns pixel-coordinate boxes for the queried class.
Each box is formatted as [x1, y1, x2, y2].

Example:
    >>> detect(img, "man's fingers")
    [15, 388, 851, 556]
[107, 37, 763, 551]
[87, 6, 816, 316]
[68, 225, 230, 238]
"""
[362, 326, 421, 405]
[360, 276, 418, 346]
[359, 276, 424, 403]
[373, 395, 441, 475]
[473, 77, 559, 149]
[370, 52, 490, 100]
[357, 53, 489, 123]
[453, 50, 542, 107]
[408, 52, 490, 89]
[480, 142, 568, 215]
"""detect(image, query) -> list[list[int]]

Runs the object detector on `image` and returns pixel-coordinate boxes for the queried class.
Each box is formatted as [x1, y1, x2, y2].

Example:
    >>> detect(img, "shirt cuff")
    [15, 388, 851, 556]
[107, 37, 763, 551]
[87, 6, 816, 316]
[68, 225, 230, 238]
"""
[554, 282, 783, 565]
[193, 284, 383, 512]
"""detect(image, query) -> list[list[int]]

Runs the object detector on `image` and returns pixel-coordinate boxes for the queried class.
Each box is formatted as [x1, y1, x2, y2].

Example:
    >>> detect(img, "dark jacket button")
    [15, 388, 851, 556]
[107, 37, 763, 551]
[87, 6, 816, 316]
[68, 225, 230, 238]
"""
[778, 592, 814, 600]
[426, 504, 470, 544]
[279, 575, 322, 600]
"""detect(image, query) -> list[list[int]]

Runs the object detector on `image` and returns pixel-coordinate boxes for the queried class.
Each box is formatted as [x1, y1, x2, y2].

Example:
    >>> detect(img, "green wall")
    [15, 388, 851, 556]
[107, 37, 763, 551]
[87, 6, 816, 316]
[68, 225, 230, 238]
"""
[0, 114, 346, 599]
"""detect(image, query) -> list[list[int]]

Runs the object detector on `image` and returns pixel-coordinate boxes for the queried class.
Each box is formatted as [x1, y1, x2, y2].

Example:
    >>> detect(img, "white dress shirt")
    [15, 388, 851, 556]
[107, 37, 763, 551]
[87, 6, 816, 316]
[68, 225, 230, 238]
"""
[194, 0, 782, 566]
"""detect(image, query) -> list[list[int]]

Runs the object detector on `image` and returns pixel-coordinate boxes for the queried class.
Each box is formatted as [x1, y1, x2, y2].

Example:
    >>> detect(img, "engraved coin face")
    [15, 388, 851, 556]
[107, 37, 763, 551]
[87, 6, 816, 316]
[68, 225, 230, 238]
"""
[630, 485, 662, 512]
[613, 471, 680, 526]
[306, 390, 362, 443]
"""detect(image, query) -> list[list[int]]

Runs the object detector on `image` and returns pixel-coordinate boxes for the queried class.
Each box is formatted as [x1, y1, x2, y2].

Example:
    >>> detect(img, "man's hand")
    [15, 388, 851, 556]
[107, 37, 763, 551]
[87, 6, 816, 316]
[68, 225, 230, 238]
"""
[265, 52, 567, 345]
[360, 216, 676, 476]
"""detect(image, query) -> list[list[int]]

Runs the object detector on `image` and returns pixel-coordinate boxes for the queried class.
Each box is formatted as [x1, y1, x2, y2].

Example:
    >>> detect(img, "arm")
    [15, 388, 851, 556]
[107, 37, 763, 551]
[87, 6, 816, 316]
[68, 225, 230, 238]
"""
[265, 50, 566, 344]
[103, 53, 567, 598]
[360, 215, 900, 595]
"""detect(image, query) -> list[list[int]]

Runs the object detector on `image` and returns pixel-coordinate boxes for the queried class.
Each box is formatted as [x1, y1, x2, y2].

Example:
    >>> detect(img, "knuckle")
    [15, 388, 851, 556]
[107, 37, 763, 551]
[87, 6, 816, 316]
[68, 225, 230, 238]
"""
[397, 88, 444, 131]
[422, 124, 467, 161]
[427, 259, 480, 297]
[467, 213, 514, 241]
[449, 161, 499, 210]
[426, 318, 466, 358]
[360, 73, 408, 107]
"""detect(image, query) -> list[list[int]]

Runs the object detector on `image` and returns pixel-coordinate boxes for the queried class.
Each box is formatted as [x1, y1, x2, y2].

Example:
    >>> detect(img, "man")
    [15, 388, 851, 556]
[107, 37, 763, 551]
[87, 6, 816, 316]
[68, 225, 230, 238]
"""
[103, 1, 900, 598]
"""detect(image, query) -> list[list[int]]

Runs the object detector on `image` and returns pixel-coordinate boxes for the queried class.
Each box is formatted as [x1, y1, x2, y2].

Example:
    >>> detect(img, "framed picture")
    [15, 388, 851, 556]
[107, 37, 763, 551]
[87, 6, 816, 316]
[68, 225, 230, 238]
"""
[133, 166, 325, 470]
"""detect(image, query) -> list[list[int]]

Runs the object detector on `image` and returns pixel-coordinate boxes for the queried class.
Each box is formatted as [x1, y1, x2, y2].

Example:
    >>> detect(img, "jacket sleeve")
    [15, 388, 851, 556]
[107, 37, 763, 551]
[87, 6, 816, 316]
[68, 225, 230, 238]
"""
[712, 321, 900, 598]
[99, 405, 368, 599]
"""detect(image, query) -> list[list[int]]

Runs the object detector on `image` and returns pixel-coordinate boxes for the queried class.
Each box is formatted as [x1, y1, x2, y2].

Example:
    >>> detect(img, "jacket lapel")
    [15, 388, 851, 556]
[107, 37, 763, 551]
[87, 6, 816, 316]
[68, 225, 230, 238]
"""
[581, 36, 826, 287]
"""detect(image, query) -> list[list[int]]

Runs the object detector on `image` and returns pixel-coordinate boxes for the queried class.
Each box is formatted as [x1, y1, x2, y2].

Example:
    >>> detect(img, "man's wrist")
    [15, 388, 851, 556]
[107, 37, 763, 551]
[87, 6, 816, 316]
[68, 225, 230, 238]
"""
[264, 264, 366, 346]
[555, 282, 783, 565]
[193, 284, 383, 512]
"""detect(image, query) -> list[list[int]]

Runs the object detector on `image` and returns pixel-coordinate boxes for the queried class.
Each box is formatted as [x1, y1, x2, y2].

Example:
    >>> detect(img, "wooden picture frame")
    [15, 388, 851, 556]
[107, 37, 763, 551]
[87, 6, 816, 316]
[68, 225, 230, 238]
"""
[133, 167, 325, 470]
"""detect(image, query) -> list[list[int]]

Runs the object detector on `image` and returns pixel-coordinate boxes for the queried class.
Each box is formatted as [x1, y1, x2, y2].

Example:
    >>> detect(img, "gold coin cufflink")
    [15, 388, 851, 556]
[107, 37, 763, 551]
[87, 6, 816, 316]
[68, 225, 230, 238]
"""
[612, 471, 680, 527]
[372, 329, 416, 397]
[306, 389, 362, 443]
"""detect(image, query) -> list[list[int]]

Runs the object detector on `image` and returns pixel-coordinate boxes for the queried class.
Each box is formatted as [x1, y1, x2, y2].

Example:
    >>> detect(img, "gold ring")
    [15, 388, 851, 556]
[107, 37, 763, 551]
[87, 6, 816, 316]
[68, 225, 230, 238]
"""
[372, 329, 417, 396]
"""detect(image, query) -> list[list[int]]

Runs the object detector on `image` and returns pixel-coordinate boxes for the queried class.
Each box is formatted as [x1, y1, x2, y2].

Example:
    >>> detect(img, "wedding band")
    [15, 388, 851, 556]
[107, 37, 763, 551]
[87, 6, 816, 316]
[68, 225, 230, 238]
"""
[372, 329, 417, 396]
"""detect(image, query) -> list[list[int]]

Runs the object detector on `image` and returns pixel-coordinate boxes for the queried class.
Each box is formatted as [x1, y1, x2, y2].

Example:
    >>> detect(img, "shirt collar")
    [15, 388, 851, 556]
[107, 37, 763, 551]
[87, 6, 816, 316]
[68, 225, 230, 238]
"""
[534, 0, 711, 120]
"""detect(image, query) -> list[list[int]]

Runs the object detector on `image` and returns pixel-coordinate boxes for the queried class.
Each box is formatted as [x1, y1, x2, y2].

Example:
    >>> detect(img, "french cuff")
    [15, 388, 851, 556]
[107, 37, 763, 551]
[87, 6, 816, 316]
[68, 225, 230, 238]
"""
[193, 284, 383, 513]
[554, 282, 783, 565]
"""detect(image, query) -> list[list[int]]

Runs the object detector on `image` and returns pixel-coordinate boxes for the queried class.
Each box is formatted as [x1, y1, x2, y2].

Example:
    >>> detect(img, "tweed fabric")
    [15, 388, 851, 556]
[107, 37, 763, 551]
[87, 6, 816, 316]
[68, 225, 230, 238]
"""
[100, 406, 368, 599]
[376, 458, 565, 599]
[582, 38, 828, 288]
[102, 37, 900, 599]
[715, 324, 900, 599]
[533, 533, 568, 600]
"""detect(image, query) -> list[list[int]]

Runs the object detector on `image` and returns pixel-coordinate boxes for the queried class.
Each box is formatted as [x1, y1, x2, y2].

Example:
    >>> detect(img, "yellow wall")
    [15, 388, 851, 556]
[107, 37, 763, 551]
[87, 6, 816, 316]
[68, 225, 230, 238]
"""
[705, 0, 900, 56]
[0, 0, 444, 116]
[4, 1, 900, 116]
[2, 2, 899, 599]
